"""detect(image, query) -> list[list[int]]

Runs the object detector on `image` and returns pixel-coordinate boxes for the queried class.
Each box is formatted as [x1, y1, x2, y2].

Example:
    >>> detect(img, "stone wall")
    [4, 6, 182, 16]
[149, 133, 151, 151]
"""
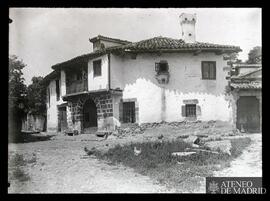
[66, 92, 115, 133]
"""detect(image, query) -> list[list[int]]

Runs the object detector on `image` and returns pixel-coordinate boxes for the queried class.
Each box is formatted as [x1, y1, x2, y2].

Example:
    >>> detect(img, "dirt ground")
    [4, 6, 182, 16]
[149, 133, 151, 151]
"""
[8, 123, 262, 193]
[8, 135, 174, 193]
[214, 133, 262, 177]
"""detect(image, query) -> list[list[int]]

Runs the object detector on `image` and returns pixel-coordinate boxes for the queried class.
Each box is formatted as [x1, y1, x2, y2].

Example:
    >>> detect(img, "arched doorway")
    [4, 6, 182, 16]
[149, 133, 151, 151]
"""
[237, 96, 260, 133]
[83, 99, 97, 130]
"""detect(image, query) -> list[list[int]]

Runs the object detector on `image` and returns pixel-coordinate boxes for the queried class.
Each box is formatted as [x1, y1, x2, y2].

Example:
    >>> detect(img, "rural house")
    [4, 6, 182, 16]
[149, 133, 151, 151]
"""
[44, 13, 245, 134]
[230, 63, 261, 132]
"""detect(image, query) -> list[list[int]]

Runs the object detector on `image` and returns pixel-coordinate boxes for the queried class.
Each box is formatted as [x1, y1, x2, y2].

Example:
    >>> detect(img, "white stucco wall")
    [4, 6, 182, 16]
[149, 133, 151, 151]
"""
[88, 55, 109, 91]
[60, 70, 66, 96]
[46, 74, 67, 132]
[110, 52, 233, 124]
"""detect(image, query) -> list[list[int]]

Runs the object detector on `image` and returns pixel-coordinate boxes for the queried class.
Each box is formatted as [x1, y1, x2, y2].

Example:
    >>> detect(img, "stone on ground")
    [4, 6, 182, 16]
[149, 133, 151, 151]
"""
[183, 136, 200, 145]
[204, 140, 232, 155]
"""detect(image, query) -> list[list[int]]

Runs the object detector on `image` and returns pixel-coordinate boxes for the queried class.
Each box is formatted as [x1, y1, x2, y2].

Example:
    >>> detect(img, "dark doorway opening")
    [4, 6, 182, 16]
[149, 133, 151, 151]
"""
[58, 106, 67, 132]
[237, 96, 260, 133]
[123, 102, 136, 123]
[83, 99, 97, 130]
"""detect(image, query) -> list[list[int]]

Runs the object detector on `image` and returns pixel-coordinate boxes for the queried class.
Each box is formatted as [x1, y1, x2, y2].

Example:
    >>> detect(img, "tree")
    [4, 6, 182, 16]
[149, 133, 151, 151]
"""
[246, 46, 261, 64]
[9, 55, 28, 141]
[26, 76, 47, 115]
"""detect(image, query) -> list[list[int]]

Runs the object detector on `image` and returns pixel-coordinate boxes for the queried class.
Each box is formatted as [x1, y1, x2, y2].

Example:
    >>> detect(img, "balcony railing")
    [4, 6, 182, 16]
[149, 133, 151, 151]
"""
[66, 80, 88, 94]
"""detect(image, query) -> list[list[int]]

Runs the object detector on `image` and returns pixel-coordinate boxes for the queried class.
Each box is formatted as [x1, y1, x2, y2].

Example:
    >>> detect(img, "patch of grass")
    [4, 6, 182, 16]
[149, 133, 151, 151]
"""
[94, 137, 251, 192]
[9, 153, 37, 167]
[9, 153, 35, 183]
[9, 154, 26, 167]
[12, 168, 30, 182]
[230, 137, 251, 158]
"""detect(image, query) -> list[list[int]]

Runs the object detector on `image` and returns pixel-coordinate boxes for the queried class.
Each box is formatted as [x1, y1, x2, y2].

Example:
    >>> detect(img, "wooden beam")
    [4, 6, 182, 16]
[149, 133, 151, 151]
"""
[193, 49, 202, 55]
[215, 49, 225, 55]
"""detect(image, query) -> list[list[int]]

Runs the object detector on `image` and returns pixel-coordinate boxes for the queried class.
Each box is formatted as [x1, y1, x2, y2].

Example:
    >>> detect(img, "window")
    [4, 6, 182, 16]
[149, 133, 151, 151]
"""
[56, 80, 60, 101]
[155, 61, 169, 74]
[123, 102, 135, 123]
[202, 61, 216, 80]
[186, 104, 196, 117]
[93, 60, 102, 77]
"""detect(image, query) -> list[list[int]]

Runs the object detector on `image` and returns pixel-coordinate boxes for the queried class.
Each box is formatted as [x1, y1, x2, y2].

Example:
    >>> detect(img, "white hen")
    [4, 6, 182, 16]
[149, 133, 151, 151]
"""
[134, 146, 142, 156]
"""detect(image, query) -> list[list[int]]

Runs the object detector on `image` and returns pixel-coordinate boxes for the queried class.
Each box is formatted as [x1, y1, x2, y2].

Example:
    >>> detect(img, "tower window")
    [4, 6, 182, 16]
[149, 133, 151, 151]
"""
[189, 33, 192, 36]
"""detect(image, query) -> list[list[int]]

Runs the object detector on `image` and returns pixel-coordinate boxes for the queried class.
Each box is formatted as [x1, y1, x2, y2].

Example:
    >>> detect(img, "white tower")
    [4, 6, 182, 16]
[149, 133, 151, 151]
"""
[179, 13, 196, 43]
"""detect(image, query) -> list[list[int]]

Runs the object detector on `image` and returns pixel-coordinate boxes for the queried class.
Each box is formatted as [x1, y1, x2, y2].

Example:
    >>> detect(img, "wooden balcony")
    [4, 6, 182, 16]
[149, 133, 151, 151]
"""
[66, 80, 88, 94]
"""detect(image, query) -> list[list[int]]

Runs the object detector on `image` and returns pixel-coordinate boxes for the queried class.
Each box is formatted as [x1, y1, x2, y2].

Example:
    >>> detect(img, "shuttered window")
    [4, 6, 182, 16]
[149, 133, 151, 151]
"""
[201, 61, 216, 80]
[123, 102, 135, 123]
[155, 61, 169, 74]
[186, 104, 196, 117]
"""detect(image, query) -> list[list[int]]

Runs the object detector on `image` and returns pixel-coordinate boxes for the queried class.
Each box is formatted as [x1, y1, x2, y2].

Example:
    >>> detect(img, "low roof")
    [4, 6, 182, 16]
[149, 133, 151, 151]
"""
[233, 63, 262, 68]
[230, 82, 261, 89]
[89, 35, 132, 44]
[231, 68, 262, 79]
[52, 36, 242, 70]
[42, 70, 60, 84]
[231, 68, 261, 90]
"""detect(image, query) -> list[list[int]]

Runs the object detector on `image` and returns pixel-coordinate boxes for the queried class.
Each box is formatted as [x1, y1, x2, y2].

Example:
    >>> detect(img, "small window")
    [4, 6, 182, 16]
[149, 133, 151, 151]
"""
[56, 80, 60, 101]
[186, 104, 196, 117]
[189, 33, 192, 36]
[202, 61, 216, 80]
[155, 61, 169, 74]
[123, 102, 135, 123]
[93, 60, 102, 77]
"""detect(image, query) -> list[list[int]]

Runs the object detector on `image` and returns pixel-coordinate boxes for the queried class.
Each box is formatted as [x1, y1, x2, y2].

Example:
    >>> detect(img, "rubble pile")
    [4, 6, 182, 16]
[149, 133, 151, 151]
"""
[113, 124, 145, 137]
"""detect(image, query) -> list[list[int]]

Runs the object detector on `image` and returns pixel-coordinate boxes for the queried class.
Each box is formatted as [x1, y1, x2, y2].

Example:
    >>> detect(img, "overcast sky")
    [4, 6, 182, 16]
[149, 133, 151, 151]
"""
[9, 8, 261, 85]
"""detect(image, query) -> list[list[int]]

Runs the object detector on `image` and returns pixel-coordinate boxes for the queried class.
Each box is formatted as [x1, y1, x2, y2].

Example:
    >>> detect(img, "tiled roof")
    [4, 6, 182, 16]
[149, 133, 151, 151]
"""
[116, 36, 241, 52]
[52, 36, 241, 70]
[89, 35, 132, 44]
[231, 68, 262, 80]
[231, 82, 261, 89]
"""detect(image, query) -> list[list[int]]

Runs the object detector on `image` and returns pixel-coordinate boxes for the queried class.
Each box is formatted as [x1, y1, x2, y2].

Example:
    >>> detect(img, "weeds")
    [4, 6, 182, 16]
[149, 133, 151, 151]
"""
[9, 153, 36, 183]
[94, 137, 252, 191]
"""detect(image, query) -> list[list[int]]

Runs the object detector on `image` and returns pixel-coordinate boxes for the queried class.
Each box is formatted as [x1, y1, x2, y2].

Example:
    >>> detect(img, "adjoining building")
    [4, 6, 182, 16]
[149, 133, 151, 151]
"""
[44, 13, 244, 134]
[230, 64, 261, 133]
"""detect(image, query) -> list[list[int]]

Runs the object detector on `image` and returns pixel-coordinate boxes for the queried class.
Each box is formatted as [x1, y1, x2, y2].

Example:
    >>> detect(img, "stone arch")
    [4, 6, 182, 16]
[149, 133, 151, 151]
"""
[82, 98, 98, 129]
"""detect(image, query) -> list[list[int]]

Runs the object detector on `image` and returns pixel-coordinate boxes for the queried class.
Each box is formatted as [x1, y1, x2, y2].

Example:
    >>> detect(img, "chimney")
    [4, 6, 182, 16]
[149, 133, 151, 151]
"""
[179, 13, 196, 43]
